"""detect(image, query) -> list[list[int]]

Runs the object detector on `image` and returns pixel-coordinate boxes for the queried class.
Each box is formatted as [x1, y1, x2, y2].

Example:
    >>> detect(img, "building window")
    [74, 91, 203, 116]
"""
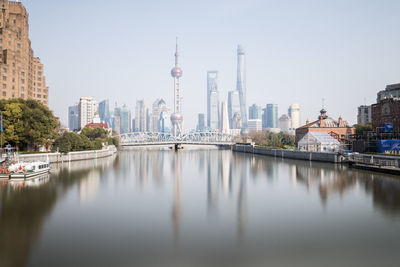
[38, 71, 42, 75]
[0, 39, 2, 43]
[21, 79, 25, 84]
[43, 95, 47, 99]
[2, 76, 5, 81]
[12, 78, 14, 82]
[21, 93, 24, 98]
[21, 86, 24, 91]
[2, 68, 6, 73]
[38, 83, 41, 86]
[37, 94, 41, 98]
[17, 43, 20, 48]
[2, 84, 5, 89]
[2, 92, 5, 96]
[38, 77, 41, 81]
[21, 71, 24, 76]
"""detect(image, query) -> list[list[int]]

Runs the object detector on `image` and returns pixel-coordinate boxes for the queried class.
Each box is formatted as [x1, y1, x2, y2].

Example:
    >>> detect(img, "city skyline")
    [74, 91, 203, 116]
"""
[21, 0, 400, 129]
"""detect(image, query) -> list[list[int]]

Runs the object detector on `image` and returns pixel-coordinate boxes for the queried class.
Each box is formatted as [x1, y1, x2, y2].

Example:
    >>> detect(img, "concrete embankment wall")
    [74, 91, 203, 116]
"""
[233, 144, 341, 163]
[17, 146, 117, 163]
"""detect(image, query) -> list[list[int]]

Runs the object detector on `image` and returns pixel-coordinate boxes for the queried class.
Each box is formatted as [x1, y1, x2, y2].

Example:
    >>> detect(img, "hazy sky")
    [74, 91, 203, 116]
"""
[23, 0, 400, 129]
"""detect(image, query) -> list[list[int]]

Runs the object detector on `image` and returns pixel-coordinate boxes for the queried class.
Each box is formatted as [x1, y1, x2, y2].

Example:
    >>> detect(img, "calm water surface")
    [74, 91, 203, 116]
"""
[0, 149, 400, 267]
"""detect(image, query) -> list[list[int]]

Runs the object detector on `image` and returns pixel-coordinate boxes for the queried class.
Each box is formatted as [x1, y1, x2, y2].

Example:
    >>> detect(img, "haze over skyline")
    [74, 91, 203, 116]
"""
[23, 0, 400, 129]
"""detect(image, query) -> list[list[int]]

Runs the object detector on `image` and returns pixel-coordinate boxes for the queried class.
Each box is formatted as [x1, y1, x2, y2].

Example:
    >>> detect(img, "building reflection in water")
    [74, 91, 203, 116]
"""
[0, 155, 116, 267]
[2, 149, 400, 266]
[172, 150, 181, 246]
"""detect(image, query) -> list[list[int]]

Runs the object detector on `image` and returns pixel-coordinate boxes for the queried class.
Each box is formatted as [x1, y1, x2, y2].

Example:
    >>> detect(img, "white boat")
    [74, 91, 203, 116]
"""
[0, 161, 51, 180]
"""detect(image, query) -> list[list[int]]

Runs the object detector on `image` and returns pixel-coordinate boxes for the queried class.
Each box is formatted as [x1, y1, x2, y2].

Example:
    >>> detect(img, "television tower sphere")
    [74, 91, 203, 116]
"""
[170, 113, 183, 123]
[171, 66, 183, 77]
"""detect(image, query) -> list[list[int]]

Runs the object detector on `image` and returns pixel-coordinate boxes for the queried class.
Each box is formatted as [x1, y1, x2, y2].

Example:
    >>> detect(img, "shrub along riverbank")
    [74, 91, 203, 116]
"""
[239, 131, 295, 149]
[54, 127, 118, 153]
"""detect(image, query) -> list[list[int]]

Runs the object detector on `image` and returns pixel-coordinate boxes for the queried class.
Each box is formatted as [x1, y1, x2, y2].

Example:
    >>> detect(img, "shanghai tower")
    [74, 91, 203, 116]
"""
[236, 45, 247, 130]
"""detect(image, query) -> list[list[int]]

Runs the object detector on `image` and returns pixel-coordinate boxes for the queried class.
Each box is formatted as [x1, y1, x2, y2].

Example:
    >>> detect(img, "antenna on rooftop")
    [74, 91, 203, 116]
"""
[322, 98, 325, 109]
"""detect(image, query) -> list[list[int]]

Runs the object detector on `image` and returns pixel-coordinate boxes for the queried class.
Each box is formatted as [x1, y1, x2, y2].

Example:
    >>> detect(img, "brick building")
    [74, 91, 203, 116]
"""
[0, 0, 49, 105]
[371, 98, 400, 132]
[295, 109, 355, 143]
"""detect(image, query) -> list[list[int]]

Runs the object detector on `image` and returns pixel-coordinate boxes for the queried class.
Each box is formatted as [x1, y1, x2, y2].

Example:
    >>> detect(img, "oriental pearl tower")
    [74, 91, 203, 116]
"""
[170, 38, 183, 136]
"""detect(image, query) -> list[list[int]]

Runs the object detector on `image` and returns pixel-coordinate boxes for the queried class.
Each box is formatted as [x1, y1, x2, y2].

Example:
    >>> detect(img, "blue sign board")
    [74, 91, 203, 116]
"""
[377, 140, 400, 155]
[383, 123, 393, 133]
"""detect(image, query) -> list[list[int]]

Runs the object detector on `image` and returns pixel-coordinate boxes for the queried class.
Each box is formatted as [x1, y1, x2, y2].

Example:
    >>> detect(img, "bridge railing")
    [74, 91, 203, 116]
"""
[119, 132, 235, 145]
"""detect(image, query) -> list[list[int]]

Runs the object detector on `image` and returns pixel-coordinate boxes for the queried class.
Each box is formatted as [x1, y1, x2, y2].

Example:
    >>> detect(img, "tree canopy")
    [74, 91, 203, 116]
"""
[0, 99, 58, 150]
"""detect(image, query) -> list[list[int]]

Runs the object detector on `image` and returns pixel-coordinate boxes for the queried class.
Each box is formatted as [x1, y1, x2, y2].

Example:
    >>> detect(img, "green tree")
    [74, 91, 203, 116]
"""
[81, 126, 107, 141]
[354, 123, 372, 135]
[0, 99, 58, 151]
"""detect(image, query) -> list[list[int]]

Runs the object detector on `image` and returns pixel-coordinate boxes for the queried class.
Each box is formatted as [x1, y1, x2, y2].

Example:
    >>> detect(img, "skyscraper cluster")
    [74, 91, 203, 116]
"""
[202, 45, 302, 135]
[204, 46, 248, 134]
[68, 97, 132, 134]
[0, 0, 49, 106]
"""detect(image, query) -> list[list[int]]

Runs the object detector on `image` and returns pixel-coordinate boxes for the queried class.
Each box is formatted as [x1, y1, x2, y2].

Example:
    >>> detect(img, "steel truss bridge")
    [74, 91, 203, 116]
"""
[119, 132, 235, 147]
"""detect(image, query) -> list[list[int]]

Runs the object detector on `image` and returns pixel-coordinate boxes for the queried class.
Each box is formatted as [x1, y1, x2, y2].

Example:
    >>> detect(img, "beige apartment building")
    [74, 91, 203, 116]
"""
[0, 0, 49, 106]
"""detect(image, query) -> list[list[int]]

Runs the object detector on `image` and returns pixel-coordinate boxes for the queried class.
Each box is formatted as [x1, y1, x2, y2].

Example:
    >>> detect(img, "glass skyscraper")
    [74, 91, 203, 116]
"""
[228, 90, 240, 129]
[68, 104, 79, 131]
[262, 104, 278, 128]
[120, 105, 131, 134]
[98, 100, 110, 123]
[249, 104, 262, 120]
[197, 113, 205, 132]
[207, 71, 220, 130]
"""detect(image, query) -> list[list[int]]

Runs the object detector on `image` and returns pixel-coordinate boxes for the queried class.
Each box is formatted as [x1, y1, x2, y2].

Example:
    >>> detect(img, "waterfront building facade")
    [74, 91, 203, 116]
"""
[295, 109, 355, 143]
[357, 105, 372, 125]
[228, 90, 240, 129]
[68, 104, 79, 131]
[78, 97, 98, 130]
[236, 45, 247, 129]
[371, 98, 400, 132]
[249, 104, 262, 120]
[0, 0, 49, 105]
[288, 104, 301, 129]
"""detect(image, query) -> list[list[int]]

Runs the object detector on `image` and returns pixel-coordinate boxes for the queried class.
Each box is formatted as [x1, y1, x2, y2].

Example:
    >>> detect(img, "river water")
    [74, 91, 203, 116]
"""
[0, 149, 399, 267]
